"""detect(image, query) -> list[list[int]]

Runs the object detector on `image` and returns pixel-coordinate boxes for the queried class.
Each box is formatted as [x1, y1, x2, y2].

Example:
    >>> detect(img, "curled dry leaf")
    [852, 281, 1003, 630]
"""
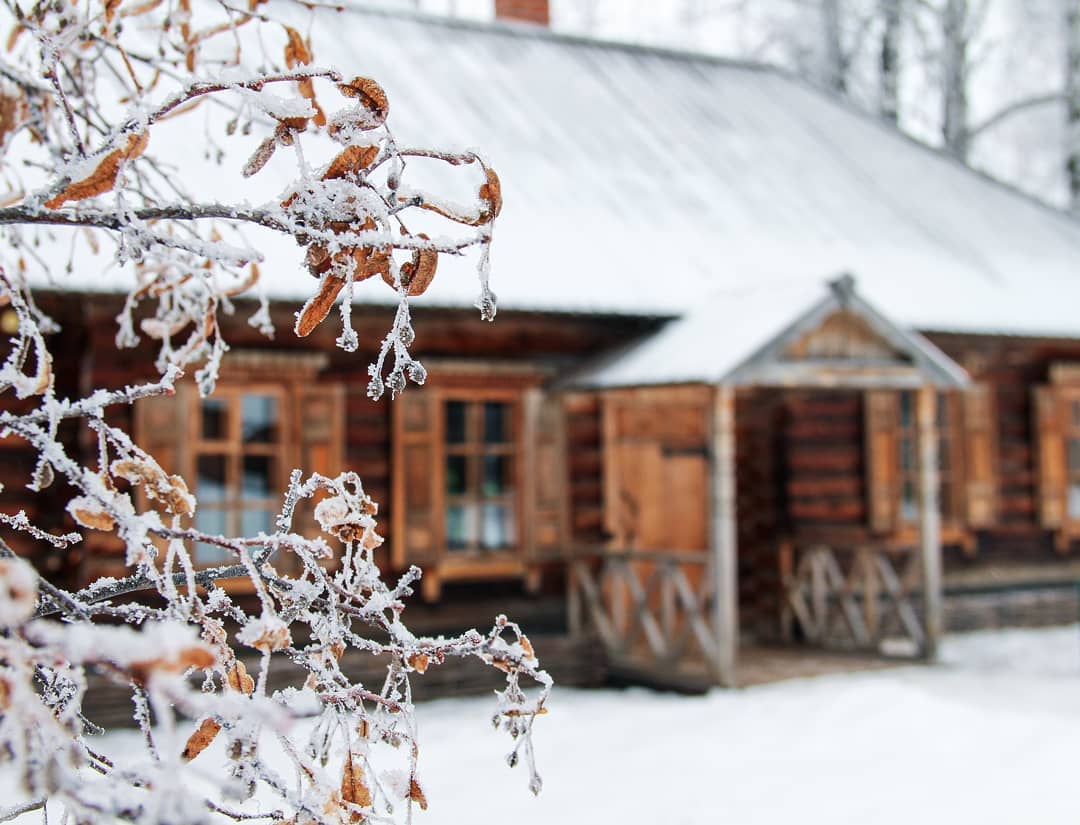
[67, 496, 117, 532]
[44, 131, 149, 209]
[129, 643, 216, 683]
[336, 76, 389, 128]
[181, 717, 222, 761]
[479, 166, 503, 221]
[381, 241, 438, 296]
[0, 675, 10, 711]
[295, 274, 345, 337]
[341, 754, 373, 811]
[282, 26, 311, 67]
[0, 89, 27, 151]
[242, 136, 276, 178]
[323, 144, 379, 182]
[226, 660, 255, 695]
[409, 777, 429, 811]
[0, 556, 37, 627]
[407, 652, 429, 674]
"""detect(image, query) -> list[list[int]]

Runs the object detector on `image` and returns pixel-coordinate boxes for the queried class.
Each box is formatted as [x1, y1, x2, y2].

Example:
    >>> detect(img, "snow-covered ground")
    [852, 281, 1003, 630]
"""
[4, 625, 1080, 824]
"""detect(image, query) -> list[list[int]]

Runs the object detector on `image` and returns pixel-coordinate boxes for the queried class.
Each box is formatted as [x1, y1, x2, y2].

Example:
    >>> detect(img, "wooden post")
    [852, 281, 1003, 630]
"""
[709, 385, 738, 687]
[917, 386, 944, 658]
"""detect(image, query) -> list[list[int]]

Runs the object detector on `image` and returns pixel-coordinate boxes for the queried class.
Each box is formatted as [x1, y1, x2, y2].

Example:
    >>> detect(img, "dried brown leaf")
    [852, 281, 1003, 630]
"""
[520, 633, 535, 661]
[407, 653, 429, 674]
[295, 275, 345, 337]
[181, 717, 221, 761]
[6, 24, 24, 51]
[226, 660, 255, 695]
[479, 166, 503, 220]
[44, 131, 149, 209]
[322, 144, 379, 182]
[409, 778, 428, 811]
[336, 76, 389, 126]
[71, 505, 116, 532]
[283, 25, 311, 67]
[340, 755, 373, 810]
[242, 136, 276, 178]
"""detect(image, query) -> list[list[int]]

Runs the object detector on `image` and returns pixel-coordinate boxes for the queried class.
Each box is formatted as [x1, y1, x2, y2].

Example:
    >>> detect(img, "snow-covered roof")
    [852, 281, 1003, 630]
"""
[30, 5, 1080, 340]
[572, 275, 971, 389]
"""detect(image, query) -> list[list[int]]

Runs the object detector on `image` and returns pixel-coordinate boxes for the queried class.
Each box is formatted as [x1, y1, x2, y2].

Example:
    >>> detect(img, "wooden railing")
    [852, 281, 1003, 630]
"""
[779, 542, 927, 656]
[567, 548, 724, 685]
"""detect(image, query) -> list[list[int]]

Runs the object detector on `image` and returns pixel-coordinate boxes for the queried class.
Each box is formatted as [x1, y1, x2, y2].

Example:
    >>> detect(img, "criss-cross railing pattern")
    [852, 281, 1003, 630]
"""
[780, 544, 927, 655]
[567, 549, 721, 679]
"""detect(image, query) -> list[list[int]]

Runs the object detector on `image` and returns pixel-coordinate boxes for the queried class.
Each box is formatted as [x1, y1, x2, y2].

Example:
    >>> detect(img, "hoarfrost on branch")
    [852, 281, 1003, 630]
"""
[0, 0, 547, 822]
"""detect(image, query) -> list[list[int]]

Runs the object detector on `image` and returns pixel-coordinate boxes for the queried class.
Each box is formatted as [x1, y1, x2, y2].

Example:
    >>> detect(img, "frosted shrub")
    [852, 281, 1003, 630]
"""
[0, 1, 549, 821]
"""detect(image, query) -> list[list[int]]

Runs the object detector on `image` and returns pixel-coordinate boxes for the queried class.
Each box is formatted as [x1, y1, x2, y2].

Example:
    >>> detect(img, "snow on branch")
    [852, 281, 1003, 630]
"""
[0, 1, 545, 823]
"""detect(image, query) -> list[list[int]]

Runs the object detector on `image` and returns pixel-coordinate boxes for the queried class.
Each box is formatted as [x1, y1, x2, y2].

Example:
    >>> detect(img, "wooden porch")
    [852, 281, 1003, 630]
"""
[566, 275, 968, 689]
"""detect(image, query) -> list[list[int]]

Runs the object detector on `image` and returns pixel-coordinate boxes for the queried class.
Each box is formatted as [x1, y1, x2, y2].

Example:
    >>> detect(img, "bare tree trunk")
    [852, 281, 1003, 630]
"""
[1065, 0, 1080, 211]
[941, 0, 970, 160]
[823, 0, 847, 93]
[879, 0, 902, 123]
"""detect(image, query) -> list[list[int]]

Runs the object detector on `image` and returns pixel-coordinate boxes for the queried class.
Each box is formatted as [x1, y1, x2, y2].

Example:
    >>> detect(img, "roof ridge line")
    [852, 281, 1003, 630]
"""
[327, 1, 778, 73]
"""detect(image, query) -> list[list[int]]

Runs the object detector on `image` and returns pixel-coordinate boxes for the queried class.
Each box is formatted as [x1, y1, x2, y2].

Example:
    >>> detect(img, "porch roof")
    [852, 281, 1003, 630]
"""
[569, 274, 969, 390]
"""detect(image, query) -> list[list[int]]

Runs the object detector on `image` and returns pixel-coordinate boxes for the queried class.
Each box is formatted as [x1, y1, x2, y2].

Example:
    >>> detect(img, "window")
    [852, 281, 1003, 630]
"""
[134, 353, 343, 572]
[866, 387, 992, 540]
[443, 399, 517, 552]
[392, 381, 566, 600]
[895, 391, 960, 525]
[1034, 370, 1080, 542]
[192, 388, 285, 564]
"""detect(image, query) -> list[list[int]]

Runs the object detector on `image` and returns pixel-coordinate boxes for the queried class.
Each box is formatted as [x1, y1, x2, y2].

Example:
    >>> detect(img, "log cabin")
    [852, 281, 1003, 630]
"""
[6, 2, 1080, 687]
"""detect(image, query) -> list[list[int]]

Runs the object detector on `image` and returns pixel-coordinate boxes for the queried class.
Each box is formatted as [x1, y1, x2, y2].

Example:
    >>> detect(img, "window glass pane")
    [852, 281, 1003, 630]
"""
[241, 508, 273, 538]
[1068, 439, 1080, 472]
[197, 455, 227, 501]
[242, 455, 275, 499]
[899, 392, 914, 428]
[899, 438, 915, 472]
[445, 401, 467, 445]
[242, 394, 278, 444]
[445, 455, 467, 495]
[1070, 484, 1080, 518]
[446, 504, 477, 551]
[936, 394, 949, 428]
[939, 482, 951, 519]
[481, 503, 514, 549]
[483, 402, 509, 444]
[201, 398, 228, 440]
[938, 441, 950, 472]
[900, 480, 918, 522]
[483, 454, 511, 496]
[194, 508, 230, 564]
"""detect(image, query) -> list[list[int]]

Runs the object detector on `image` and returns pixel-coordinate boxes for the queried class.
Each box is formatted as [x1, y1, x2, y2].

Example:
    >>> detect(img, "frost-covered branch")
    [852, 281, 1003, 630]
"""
[0, 2, 546, 823]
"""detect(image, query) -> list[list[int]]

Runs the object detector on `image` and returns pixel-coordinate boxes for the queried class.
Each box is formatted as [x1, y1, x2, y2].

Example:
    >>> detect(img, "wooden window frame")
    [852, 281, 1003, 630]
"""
[392, 370, 566, 601]
[135, 353, 344, 586]
[1035, 365, 1080, 550]
[430, 388, 527, 586]
[867, 388, 978, 551]
[188, 384, 289, 567]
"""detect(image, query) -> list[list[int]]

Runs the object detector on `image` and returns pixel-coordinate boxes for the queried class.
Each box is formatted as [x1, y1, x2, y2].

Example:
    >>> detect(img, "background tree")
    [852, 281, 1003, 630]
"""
[0, 0, 548, 822]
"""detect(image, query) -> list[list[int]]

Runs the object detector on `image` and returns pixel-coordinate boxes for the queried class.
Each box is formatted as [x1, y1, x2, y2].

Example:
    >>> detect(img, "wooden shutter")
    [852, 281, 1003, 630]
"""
[293, 384, 344, 539]
[391, 388, 440, 570]
[1035, 386, 1066, 528]
[864, 390, 898, 534]
[134, 382, 191, 480]
[523, 388, 568, 560]
[961, 384, 996, 527]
